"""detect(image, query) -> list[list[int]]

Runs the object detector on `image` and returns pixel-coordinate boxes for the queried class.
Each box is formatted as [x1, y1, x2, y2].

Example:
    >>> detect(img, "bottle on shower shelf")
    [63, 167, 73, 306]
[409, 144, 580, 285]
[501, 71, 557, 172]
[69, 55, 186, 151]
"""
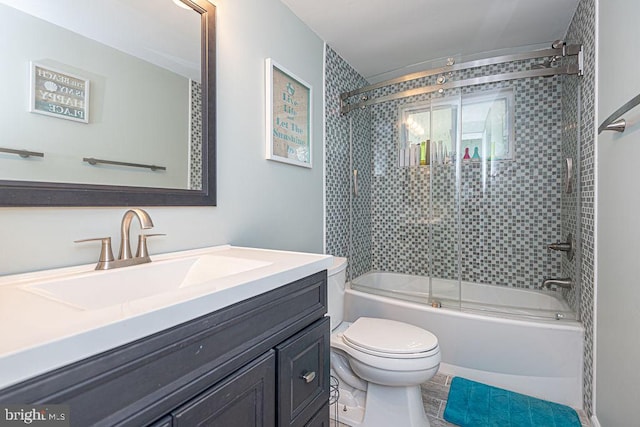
[413, 143, 421, 166]
[472, 147, 481, 161]
[463, 147, 471, 161]
[420, 140, 429, 165]
[450, 150, 456, 164]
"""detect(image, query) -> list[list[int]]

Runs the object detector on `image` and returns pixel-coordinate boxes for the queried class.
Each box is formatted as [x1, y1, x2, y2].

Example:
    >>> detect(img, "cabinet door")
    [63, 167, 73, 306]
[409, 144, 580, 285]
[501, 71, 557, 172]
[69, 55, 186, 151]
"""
[305, 405, 329, 427]
[276, 317, 330, 427]
[173, 351, 275, 427]
[148, 416, 172, 427]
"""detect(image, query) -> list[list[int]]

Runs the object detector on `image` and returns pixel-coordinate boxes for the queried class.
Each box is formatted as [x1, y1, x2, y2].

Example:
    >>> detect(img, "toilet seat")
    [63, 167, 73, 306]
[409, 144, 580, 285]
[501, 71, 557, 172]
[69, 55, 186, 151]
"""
[331, 317, 440, 373]
[342, 317, 439, 359]
[331, 318, 441, 372]
[344, 338, 440, 359]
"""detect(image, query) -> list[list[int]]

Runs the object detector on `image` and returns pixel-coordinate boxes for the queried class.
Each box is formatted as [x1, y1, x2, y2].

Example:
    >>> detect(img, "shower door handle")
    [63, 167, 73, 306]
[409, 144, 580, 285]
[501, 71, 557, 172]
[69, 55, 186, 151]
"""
[353, 169, 359, 197]
[565, 158, 573, 194]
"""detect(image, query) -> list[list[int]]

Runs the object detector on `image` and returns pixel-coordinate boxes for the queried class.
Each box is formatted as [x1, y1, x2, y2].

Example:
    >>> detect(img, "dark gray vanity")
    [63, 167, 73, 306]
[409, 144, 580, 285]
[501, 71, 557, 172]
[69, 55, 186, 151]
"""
[0, 271, 329, 426]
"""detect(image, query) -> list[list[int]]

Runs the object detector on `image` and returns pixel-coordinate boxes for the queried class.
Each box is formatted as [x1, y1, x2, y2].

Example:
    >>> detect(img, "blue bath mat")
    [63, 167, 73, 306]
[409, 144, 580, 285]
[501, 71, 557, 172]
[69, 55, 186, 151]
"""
[443, 377, 581, 427]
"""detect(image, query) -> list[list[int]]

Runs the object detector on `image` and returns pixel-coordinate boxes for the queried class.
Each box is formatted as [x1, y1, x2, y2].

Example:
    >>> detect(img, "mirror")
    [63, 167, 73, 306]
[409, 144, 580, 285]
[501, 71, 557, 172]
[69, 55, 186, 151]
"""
[0, 0, 216, 206]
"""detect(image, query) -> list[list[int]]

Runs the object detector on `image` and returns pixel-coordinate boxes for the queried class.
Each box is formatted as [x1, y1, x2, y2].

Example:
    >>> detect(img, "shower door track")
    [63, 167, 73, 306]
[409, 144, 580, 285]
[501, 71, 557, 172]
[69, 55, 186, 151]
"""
[340, 44, 583, 114]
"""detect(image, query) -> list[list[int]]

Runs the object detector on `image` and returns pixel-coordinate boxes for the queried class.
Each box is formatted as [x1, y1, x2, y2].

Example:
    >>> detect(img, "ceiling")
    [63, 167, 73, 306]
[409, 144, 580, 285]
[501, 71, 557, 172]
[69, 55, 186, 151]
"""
[280, 0, 580, 83]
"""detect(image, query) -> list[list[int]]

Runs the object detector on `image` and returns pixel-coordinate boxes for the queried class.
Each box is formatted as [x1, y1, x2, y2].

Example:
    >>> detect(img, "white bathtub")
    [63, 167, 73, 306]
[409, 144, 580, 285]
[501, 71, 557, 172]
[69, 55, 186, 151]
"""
[351, 272, 578, 321]
[345, 272, 584, 408]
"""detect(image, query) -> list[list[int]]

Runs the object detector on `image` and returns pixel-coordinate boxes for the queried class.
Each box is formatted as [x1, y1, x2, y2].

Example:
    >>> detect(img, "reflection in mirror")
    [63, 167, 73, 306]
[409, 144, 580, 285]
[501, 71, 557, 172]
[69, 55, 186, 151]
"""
[398, 89, 513, 164]
[0, 0, 216, 206]
[460, 90, 514, 162]
[398, 99, 458, 164]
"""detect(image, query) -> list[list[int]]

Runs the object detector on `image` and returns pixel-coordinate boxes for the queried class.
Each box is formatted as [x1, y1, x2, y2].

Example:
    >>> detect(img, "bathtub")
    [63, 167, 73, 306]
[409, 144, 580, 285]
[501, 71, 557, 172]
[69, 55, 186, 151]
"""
[345, 272, 584, 408]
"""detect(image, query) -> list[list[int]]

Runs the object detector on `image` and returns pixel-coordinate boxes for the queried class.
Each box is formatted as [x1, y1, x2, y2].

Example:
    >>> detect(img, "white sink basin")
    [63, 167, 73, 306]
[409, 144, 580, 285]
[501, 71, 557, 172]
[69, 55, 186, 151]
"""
[24, 255, 272, 310]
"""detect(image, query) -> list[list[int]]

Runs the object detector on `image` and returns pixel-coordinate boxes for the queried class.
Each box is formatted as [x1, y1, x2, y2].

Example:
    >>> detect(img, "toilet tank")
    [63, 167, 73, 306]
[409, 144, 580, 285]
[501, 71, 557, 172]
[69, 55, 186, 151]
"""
[327, 257, 348, 330]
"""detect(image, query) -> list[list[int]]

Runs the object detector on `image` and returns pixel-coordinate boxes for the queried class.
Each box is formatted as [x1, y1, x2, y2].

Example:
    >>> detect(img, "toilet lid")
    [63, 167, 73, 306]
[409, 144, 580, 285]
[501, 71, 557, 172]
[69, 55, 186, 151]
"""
[342, 317, 438, 355]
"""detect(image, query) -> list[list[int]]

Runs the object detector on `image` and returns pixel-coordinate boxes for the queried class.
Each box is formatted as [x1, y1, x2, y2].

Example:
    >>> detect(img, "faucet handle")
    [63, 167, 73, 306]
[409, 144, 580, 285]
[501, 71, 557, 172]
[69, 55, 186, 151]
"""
[136, 233, 166, 258]
[75, 237, 115, 270]
[547, 242, 572, 251]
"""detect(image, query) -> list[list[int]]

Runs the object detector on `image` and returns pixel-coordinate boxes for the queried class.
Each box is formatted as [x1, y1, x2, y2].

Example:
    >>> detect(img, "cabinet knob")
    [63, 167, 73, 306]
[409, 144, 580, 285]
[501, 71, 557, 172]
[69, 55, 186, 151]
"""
[300, 371, 316, 384]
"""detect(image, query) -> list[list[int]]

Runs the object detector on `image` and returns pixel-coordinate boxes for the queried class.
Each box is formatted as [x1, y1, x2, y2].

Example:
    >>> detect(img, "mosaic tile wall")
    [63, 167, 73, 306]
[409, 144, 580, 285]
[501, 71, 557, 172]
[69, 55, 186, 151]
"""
[189, 80, 203, 190]
[368, 60, 566, 289]
[564, 0, 596, 416]
[324, 46, 372, 279]
[561, 69, 581, 313]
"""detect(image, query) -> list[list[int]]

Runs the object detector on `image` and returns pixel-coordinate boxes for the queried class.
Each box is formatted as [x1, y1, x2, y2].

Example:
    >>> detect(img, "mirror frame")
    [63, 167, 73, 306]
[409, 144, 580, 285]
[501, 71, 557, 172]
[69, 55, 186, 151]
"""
[0, 0, 216, 207]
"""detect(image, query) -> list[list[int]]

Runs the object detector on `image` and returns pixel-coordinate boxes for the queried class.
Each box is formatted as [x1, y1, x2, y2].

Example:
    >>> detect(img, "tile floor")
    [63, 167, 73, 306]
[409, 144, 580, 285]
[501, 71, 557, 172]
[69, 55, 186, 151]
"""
[330, 372, 591, 427]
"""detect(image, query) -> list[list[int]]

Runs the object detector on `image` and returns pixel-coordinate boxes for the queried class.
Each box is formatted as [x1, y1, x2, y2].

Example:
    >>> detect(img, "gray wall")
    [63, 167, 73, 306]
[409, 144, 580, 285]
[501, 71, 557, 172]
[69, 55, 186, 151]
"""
[0, 0, 325, 275]
[563, 0, 597, 416]
[596, 0, 640, 424]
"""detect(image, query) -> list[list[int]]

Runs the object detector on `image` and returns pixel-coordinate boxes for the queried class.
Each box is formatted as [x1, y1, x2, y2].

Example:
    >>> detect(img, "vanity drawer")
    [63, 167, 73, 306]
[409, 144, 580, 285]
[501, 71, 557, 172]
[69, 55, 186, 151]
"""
[276, 317, 330, 427]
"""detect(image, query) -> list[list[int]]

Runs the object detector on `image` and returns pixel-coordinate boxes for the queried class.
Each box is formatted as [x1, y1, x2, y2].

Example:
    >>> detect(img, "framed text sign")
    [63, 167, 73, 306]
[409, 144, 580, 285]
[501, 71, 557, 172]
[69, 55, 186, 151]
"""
[29, 62, 90, 123]
[265, 58, 312, 168]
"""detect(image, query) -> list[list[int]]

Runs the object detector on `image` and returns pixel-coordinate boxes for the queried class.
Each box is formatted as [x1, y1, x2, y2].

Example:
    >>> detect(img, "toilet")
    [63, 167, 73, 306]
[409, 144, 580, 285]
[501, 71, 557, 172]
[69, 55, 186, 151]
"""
[328, 257, 441, 427]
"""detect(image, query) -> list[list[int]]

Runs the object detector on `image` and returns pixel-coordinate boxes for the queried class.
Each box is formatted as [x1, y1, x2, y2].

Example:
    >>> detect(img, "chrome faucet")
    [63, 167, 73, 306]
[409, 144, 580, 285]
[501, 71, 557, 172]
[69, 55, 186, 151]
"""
[542, 278, 573, 289]
[76, 208, 164, 270]
[119, 208, 154, 260]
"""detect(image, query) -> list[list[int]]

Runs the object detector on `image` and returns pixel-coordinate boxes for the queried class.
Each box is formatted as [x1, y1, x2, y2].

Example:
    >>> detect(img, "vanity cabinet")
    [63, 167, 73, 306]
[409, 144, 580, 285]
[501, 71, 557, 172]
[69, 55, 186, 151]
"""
[172, 351, 276, 426]
[0, 271, 329, 427]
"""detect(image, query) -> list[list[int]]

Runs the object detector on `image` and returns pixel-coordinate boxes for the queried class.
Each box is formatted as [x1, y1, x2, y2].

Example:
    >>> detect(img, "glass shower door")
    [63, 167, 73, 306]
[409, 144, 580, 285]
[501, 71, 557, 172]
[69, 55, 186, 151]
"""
[347, 109, 372, 283]
[455, 84, 580, 320]
[397, 92, 463, 310]
[457, 89, 519, 315]
[427, 93, 462, 311]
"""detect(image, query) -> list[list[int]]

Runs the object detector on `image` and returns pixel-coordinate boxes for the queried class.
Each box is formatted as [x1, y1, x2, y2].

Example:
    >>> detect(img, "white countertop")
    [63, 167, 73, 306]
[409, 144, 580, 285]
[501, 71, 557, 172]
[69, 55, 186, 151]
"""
[0, 245, 332, 390]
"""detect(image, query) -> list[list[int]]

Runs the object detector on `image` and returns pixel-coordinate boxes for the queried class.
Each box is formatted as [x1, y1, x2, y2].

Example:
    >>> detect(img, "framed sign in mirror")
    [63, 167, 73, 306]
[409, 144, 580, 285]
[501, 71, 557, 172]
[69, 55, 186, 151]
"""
[29, 62, 90, 124]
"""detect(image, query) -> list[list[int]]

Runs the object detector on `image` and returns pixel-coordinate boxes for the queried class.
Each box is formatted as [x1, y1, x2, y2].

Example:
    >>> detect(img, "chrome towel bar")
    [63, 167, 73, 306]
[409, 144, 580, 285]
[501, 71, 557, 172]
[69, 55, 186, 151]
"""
[598, 93, 640, 134]
[83, 157, 166, 171]
[0, 147, 44, 158]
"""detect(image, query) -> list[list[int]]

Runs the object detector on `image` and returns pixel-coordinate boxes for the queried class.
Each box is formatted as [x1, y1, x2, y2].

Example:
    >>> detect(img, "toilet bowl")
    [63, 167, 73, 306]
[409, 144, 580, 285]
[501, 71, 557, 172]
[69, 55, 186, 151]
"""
[327, 257, 441, 427]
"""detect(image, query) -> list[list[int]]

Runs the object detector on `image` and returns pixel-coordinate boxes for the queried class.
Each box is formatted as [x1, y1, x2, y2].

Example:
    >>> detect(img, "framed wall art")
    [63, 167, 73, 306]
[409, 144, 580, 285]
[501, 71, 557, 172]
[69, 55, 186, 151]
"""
[265, 58, 312, 168]
[30, 62, 90, 123]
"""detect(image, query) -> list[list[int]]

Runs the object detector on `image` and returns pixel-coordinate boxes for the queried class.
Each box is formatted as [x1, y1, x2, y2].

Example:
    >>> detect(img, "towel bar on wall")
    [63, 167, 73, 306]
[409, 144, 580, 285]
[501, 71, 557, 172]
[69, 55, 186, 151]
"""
[82, 157, 166, 171]
[0, 147, 44, 158]
[598, 93, 640, 134]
